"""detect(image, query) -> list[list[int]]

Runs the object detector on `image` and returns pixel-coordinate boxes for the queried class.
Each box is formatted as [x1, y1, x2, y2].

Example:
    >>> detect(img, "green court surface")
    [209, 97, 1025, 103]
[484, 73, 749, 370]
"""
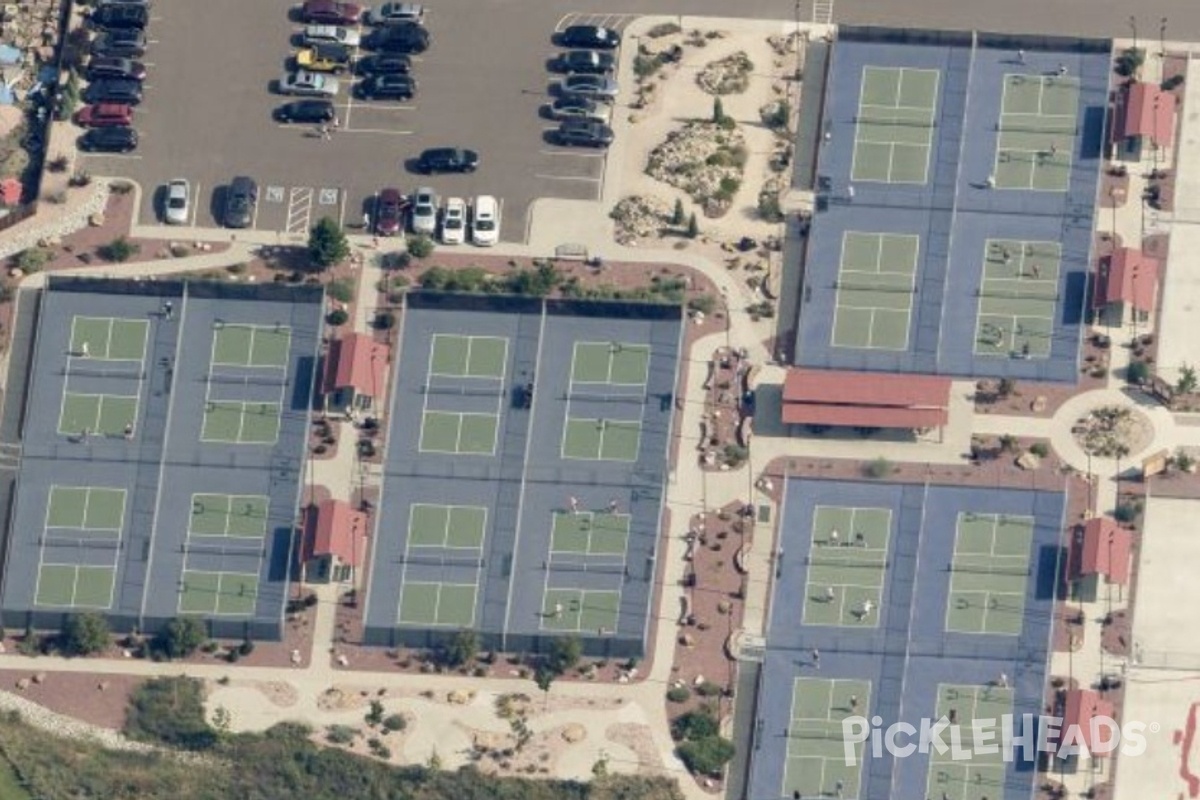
[211, 324, 291, 368]
[782, 677, 872, 800]
[398, 581, 477, 626]
[541, 588, 620, 633]
[35, 564, 115, 608]
[551, 511, 630, 556]
[572, 342, 651, 387]
[429, 334, 508, 379]
[561, 418, 641, 461]
[946, 512, 1033, 635]
[926, 683, 1014, 800]
[190, 493, 270, 538]
[804, 505, 892, 627]
[59, 392, 138, 437]
[419, 411, 498, 455]
[408, 503, 487, 549]
[832, 231, 918, 350]
[70, 316, 149, 362]
[994, 73, 1079, 191]
[201, 401, 282, 444]
[852, 66, 939, 184]
[179, 571, 259, 615]
[975, 239, 1061, 359]
[46, 486, 126, 531]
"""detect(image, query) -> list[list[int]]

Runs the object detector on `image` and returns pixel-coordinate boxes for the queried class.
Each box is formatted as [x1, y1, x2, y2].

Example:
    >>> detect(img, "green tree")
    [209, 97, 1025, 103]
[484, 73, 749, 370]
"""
[124, 677, 216, 750]
[1176, 364, 1198, 395]
[712, 97, 725, 125]
[326, 308, 349, 326]
[326, 278, 355, 303]
[1127, 359, 1151, 384]
[534, 664, 555, 709]
[406, 234, 435, 259]
[440, 628, 479, 668]
[996, 377, 1017, 398]
[307, 217, 350, 269]
[671, 710, 718, 742]
[677, 736, 735, 776]
[366, 699, 384, 726]
[547, 635, 582, 674]
[686, 212, 699, 239]
[671, 197, 685, 226]
[98, 236, 138, 263]
[156, 617, 206, 659]
[60, 612, 109, 656]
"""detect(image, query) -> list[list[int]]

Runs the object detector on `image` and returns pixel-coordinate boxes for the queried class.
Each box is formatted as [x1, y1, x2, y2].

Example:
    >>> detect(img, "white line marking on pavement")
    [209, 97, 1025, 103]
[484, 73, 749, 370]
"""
[538, 149, 606, 158]
[338, 128, 413, 135]
[534, 174, 602, 182]
[190, 181, 201, 226]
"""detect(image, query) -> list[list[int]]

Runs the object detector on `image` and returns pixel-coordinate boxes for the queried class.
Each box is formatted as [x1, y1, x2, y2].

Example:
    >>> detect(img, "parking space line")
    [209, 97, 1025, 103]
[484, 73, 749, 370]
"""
[534, 174, 602, 182]
[190, 181, 201, 226]
[339, 128, 414, 135]
[538, 149, 606, 158]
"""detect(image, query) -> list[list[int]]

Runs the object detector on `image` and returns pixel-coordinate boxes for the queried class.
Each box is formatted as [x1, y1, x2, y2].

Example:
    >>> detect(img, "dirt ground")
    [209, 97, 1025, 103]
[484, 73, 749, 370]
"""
[0, 668, 141, 730]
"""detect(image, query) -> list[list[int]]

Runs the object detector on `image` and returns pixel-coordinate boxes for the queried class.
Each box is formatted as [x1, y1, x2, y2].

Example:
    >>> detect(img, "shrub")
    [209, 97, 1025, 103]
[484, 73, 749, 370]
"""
[686, 213, 699, 238]
[547, 635, 582, 675]
[687, 294, 716, 315]
[60, 612, 109, 656]
[238, 639, 255, 656]
[98, 236, 138, 263]
[647, 21, 682, 38]
[382, 713, 407, 732]
[1029, 442, 1050, 458]
[757, 189, 783, 222]
[15, 247, 51, 274]
[863, 457, 892, 479]
[326, 724, 357, 745]
[438, 628, 479, 668]
[154, 617, 206, 659]
[762, 99, 791, 130]
[327, 278, 355, 303]
[406, 234, 435, 259]
[1127, 360, 1151, 384]
[124, 677, 216, 750]
[308, 217, 349, 268]
[671, 710, 718, 742]
[1115, 47, 1145, 77]
[667, 686, 691, 703]
[634, 53, 663, 79]
[723, 444, 749, 467]
[374, 311, 396, 330]
[47, 155, 69, 173]
[1176, 365, 1198, 395]
[326, 308, 349, 326]
[672, 197, 685, 225]
[677, 736, 735, 776]
[366, 699, 384, 726]
[1174, 450, 1196, 472]
[1114, 501, 1141, 524]
[999, 434, 1019, 453]
[1162, 74, 1185, 91]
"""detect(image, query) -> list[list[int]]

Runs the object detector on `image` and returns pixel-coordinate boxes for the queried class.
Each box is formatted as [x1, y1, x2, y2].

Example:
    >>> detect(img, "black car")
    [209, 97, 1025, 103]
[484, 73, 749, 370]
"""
[557, 119, 613, 148]
[557, 25, 621, 50]
[364, 23, 429, 53]
[356, 54, 412, 75]
[557, 50, 615, 75]
[84, 78, 143, 105]
[90, 29, 147, 58]
[356, 74, 416, 100]
[274, 99, 336, 123]
[87, 56, 147, 82]
[91, 3, 148, 30]
[224, 176, 257, 229]
[78, 126, 138, 153]
[416, 147, 479, 174]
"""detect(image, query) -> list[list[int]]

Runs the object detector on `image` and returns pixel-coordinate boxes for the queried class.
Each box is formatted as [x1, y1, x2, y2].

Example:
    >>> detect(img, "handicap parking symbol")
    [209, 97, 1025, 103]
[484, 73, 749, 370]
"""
[266, 186, 285, 203]
[318, 188, 339, 206]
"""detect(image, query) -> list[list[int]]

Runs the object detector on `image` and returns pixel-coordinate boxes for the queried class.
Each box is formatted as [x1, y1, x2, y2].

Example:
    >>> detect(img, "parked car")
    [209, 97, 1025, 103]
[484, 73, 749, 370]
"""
[75, 102, 133, 127]
[356, 53, 411, 75]
[300, 0, 363, 25]
[279, 70, 340, 97]
[274, 99, 336, 123]
[303, 24, 361, 47]
[470, 195, 500, 247]
[86, 56, 146, 82]
[556, 119, 614, 148]
[557, 25, 621, 50]
[90, 29, 146, 58]
[559, 74, 618, 102]
[224, 176, 257, 229]
[557, 50, 615, 75]
[416, 147, 478, 174]
[410, 187, 437, 235]
[548, 95, 611, 123]
[374, 187, 407, 236]
[356, 74, 415, 100]
[84, 78, 143, 105]
[365, 2, 424, 26]
[90, 3, 148, 30]
[296, 42, 352, 73]
[363, 23, 429, 53]
[78, 126, 138, 153]
[440, 196, 466, 245]
[164, 178, 190, 225]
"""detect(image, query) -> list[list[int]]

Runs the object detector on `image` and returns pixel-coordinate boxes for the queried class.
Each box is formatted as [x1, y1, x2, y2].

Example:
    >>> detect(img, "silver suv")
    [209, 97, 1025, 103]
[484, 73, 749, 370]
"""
[365, 2, 424, 25]
[410, 187, 438, 235]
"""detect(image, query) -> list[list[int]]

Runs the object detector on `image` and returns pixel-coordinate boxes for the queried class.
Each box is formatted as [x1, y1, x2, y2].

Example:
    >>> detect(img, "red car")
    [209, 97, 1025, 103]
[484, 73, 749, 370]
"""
[300, 0, 363, 24]
[75, 102, 134, 128]
[374, 187, 408, 236]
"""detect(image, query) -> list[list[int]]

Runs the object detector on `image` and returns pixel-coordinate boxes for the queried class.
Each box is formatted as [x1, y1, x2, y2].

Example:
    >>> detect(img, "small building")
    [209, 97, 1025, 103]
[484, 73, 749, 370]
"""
[1058, 688, 1116, 771]
[781, 368, 951, 433]
[1111, 80, 1176, 160]
[300, 499, 368, 584]
[323, 333, 388, 413]
[1093, 247, 1160, 325]
[1071, 517, 1132, 602]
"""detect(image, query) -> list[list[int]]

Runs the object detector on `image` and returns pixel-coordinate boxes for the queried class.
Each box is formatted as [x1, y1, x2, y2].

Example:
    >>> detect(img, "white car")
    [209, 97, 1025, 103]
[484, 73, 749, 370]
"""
[471, 195, 500, 247]
[410, 186, 438, 235]
[440, 197, 466, 245]
[164, 178, 190, 225]
[279, 70, 340, 97]
[303, 24, 362, 47]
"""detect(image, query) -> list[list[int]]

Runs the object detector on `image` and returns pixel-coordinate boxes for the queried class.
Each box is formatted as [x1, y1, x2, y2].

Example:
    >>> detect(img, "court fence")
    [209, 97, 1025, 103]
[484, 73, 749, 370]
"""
[838, 25, 1111, 55]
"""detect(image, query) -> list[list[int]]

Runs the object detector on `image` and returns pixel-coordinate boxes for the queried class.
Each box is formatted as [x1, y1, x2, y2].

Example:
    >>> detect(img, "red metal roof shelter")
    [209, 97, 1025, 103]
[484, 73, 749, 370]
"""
[1093, 248, 1159, 314]
[1061, 689, 1117, 758]
[302, 499, 368, 568]
[782, 368, 951, 429]
[1113, 81, 1176, 148]
[323, 333, 388, 397]
[1075, 517, 1132, 585]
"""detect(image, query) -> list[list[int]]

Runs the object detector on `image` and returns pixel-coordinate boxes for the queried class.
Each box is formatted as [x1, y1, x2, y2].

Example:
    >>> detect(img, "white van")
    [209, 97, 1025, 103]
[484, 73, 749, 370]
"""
[471, 195, 500, 247]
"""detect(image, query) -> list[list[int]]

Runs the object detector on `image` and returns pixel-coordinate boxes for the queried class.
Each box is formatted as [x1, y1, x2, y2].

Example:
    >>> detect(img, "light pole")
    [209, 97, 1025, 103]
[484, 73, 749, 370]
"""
[1129, 16, 1138, 52]
[1160, 17, 1168, 57]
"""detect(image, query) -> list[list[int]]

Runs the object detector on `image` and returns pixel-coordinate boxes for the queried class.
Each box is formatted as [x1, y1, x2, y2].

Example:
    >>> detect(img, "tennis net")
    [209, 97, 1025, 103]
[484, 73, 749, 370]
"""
[424, 384, 504, 398]
[948, 562, 1030, 577]
[547, 559, 625, 575]
[41, 535, 120, 549]
[976, 287, 1058, 302]
[786, 725, 851, 742]
[855, 114, 936, 129]
[400, 553, 485, 568]
[835, 280, 916, 294]
[996, 119, 1077, 135]
[208, 373, 288, 387]
[182, 542, 263, 556]
[566, 389, 647, 404]
[807, 554, 888, 570]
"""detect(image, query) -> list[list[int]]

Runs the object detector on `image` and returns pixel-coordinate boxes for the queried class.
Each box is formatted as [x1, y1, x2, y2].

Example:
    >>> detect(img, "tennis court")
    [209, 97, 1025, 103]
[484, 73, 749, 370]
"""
[974, 238, 1061, 359]
[418, 410, 498, 455]
[35, 563, 116, 608]
[571, 341, 651, 387]
[561, 417, 641, 461]
[179, 570, 260, 615]
[804, 505, 891, 626]
[211, 324, 291, 369]
[398, 581, 477, 626]
[926, 683, 1014, 800]
[994, 73, 1079, 191]
[430, 334, 508, 379]
[782, 677, 872, 799]
[851, 66, 939, 184]
[190, 493, 270, 538]
[551, 511, 630, 556]
[946, 512, 1033, 635]
[70, 316, 149, 361]
[201, 400, 282, 444]
[408, 503, 487, 549]
[831, 231, 918, 350]
[46, 486, 126, 531]
[58, 392, 138, 437]
[541, 587, 620, 633]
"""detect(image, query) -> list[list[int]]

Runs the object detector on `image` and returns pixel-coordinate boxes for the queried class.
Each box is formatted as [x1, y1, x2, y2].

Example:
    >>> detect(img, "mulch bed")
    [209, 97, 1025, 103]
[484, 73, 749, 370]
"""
[974, 380, 1091, 419]
[1100, 609, 1131, 656]
[699, 347, 750, 471]
[0, 667, 141, 730]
